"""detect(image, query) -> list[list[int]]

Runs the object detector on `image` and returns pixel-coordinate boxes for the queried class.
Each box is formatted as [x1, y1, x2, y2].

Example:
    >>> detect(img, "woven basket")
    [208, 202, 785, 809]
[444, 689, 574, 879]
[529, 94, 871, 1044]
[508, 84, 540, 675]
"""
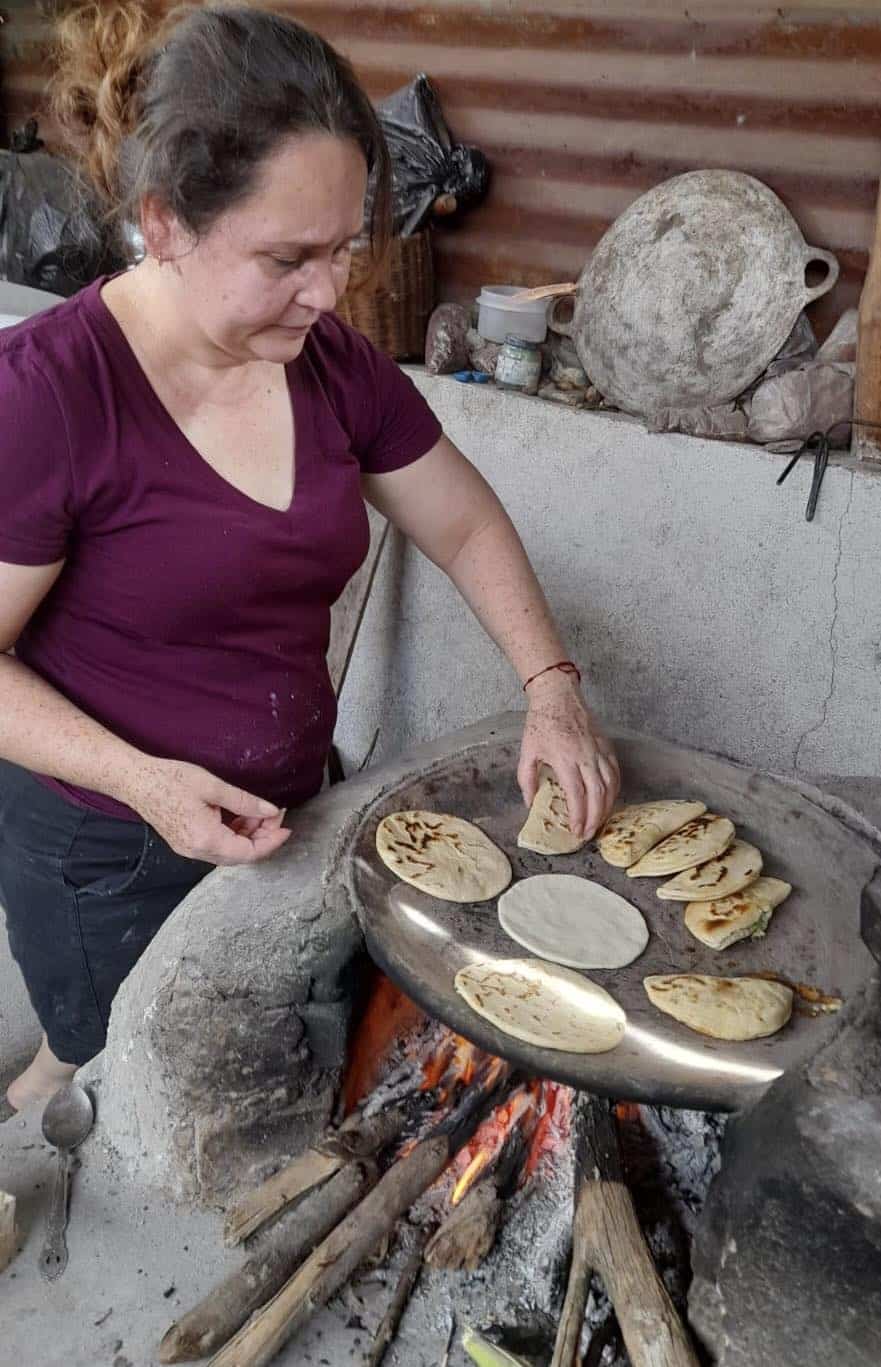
[335, 231, 434, 361]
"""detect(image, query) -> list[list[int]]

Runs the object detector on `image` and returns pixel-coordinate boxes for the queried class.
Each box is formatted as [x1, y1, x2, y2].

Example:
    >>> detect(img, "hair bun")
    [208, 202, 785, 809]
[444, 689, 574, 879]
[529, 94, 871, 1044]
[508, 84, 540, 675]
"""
[52, 0, 160, 205]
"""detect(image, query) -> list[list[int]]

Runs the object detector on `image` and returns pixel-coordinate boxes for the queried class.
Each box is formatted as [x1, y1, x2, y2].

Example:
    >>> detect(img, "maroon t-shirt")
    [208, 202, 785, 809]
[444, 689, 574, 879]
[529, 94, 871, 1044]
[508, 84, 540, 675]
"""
[0, 279, 441, 819]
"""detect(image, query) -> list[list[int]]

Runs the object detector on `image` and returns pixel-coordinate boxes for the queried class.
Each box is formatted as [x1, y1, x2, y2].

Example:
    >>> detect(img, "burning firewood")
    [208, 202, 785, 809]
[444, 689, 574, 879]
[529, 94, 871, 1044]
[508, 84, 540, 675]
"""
[159, 1160, 377, 1363]
[206, 1060, 516, 1367]
[553, 1092, 699, 1367]
[223, 1103, 413, 1246]
[364, 1224, 431, 1367]
[425, 1126, 528, 1271]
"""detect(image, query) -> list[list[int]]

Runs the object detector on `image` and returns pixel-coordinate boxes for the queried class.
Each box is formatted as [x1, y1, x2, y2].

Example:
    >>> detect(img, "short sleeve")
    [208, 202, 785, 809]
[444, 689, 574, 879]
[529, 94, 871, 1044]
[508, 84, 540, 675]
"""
[309, 316, 443, 475]
[0, 344, 74, 564]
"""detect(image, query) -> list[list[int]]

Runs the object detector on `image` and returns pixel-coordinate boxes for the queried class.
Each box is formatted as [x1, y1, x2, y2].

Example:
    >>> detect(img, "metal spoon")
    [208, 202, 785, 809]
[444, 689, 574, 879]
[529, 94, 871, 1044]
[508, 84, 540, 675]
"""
[38, 1082, 95, 1281]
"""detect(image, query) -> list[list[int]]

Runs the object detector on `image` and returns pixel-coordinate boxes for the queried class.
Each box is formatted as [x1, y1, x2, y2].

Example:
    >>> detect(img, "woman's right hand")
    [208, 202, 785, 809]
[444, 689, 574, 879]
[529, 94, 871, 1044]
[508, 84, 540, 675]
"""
[119, 757, 291, 865]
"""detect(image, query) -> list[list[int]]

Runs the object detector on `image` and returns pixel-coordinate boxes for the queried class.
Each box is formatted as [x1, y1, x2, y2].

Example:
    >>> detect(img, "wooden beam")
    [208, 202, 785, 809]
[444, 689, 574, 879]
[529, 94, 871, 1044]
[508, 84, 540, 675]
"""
[854, 174, 881, 460]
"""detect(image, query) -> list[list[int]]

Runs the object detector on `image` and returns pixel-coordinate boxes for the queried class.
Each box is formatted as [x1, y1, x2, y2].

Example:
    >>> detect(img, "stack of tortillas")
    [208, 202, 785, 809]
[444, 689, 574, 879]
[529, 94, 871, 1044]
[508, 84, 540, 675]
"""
[455, 958, 626, 1053]
[375, 811, 511, 903]
[597, 800, 791, 949]
[597, 798, 796, 1040]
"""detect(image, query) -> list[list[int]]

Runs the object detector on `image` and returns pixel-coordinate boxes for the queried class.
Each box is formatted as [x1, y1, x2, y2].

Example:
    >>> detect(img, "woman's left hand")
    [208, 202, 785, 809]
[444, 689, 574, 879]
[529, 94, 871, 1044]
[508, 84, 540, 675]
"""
[518, 672, 620, 839]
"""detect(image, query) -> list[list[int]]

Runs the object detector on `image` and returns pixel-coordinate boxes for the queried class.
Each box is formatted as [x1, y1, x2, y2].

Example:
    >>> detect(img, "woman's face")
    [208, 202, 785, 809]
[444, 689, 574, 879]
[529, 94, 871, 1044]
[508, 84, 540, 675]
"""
[167, 132, 368, 364]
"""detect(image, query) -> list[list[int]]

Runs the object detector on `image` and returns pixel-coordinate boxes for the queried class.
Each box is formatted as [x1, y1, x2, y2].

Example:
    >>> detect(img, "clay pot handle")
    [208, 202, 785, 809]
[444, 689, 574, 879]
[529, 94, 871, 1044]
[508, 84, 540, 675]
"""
[547, 290, 578, 339]
[801, 247, 839, 305]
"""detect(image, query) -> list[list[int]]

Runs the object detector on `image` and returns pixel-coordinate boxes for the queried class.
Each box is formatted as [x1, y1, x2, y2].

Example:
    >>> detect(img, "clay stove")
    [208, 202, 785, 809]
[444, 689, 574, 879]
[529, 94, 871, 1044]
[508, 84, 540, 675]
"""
[92, 714, 881, 1365]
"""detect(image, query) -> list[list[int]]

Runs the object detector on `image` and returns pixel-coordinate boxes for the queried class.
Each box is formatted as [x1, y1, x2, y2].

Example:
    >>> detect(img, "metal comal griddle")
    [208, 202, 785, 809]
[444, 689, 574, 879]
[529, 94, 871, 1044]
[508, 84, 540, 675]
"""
[346, 726, 878, 1111]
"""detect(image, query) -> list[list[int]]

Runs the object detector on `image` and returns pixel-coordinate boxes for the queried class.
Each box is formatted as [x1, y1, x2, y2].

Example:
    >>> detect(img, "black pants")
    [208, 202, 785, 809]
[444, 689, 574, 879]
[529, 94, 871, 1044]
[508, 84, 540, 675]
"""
[0, 760, 212, 1065]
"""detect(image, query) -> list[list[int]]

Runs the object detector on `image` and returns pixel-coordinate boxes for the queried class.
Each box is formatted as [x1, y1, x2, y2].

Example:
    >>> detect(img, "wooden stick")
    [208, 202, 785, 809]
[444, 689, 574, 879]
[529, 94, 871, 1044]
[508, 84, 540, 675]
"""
[160, 1161, 376, 1362]
[854, 173, 881, 460]
[208, 1066, 514, 1367]
[224, 1103, 408, 1246]
[365, 1226, 431, 1367]
[0, 1191, 17, 1274]
[550, 1099, 595, 1367]
[562, 1094, 699, 1367]
[224, 1150, 344, 1247]
[507, 282, 577, 303]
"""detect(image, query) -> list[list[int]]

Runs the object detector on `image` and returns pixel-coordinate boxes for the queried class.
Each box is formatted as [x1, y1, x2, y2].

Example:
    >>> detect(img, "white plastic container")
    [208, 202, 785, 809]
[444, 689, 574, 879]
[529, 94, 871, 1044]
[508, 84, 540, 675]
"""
[476, 285, 550, 344]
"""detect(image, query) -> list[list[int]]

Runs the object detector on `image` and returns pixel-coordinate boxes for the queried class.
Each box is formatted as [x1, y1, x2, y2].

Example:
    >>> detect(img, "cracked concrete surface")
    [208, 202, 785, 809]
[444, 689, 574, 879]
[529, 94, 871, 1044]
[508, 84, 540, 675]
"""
[792, 468, 856, 773]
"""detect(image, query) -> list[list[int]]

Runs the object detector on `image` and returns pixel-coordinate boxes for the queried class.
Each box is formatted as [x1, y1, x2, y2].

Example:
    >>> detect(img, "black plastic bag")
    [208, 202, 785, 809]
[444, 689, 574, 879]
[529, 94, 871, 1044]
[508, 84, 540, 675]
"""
[367, 74, 489, 237]
[0, 123, 125, 297]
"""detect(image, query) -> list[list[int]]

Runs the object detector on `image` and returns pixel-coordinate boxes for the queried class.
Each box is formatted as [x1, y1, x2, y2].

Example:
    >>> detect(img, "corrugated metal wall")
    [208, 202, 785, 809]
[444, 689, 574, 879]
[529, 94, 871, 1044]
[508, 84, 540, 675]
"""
[3, 1, 880, 335]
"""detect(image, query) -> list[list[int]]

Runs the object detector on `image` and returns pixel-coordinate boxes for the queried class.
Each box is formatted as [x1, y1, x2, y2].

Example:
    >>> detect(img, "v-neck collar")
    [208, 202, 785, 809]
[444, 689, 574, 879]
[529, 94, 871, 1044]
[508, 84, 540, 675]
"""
[85, 277, 312, 520]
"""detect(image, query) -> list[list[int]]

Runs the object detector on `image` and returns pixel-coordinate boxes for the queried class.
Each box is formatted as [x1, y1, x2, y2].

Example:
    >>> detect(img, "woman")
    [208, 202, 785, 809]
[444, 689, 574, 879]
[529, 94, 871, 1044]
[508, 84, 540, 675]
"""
[0, 3, 619, 1111]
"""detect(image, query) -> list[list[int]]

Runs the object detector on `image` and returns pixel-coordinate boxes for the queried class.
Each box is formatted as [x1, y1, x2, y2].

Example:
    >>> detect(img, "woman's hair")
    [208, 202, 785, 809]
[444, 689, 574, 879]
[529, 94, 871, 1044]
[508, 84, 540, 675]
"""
[51, 2, 391, 258]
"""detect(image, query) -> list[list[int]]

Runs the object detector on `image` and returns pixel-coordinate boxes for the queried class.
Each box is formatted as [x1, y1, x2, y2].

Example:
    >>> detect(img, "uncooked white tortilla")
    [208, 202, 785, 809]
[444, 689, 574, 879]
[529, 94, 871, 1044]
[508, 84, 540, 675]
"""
[455, 958, 626, 1053]
[376, 811, 512, 903]
[656, 839, 763, 902]
[643, 973, 793, 1041]
[497, 874, 649, 969]
[626, 814, 735, 878]
[517, 767, 586, 855]
[597, 800, 707, 867]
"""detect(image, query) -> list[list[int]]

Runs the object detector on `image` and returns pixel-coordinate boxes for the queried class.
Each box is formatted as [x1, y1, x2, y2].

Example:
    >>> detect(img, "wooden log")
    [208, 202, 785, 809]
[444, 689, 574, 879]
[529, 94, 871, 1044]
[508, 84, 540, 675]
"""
[208, 1065, 515, 1367]
[425, 1127, 527, 1272]
[0, 1191, 17, 1274]
[159, 1160, 376, 1363]
[854, 174, 881, 461]
[365, 1226, 431, 1367]
[562, 1094, 699, 1367]
[425, 1183, 500, 1271]
[224, 1103, 409, 1246]
[551, 1093, 596, 1367]
[223, 1149, 344, 1248]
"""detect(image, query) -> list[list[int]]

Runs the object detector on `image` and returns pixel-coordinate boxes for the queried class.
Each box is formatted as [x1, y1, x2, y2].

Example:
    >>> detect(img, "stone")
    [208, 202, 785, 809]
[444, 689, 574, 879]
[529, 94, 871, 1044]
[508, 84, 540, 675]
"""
[424, 303, 470, 375]
[689, 784, 881, 1367]
[466, 326, 501, 375]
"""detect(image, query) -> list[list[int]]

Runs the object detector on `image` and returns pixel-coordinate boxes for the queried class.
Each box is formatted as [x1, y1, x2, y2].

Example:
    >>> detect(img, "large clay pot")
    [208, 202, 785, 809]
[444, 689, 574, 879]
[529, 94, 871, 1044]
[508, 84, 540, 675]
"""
[550, 169, 839, 416]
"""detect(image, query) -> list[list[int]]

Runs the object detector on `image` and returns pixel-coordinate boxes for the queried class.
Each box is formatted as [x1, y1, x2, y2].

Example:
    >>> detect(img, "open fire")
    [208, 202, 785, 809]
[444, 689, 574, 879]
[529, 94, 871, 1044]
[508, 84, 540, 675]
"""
[341, 966, 574, 1215]
[160, 964, 725, 1367]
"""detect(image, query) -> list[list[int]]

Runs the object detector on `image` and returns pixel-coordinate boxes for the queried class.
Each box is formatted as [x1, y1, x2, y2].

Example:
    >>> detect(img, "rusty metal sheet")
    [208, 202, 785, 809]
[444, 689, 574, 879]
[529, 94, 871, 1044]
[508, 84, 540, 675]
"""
[2, 1, 878, 336]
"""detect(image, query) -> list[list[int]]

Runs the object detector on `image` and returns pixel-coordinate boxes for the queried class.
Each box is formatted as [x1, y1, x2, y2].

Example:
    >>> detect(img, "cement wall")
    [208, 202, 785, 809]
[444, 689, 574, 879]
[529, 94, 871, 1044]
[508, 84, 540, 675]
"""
[335, 373, 880, 782]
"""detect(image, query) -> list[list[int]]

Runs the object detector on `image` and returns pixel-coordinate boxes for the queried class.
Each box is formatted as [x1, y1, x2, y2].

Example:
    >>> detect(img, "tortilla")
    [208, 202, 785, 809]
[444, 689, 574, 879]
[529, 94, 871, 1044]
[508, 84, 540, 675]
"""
[517, 767, 586, 855]
[684, 876, 793, 949]
[656, 839, 763, 902]
[644, 973, 793, 1040]
[376, 810, 512, 903]
[626, 814, 734, 878]
[455, 958, 626, 1053]
[597, 800, 706, 867]
[498, 874, 648, 969]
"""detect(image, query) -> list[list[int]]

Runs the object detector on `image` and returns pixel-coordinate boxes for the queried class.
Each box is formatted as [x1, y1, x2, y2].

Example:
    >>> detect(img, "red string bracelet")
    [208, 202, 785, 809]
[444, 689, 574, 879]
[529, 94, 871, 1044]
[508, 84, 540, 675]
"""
[523, 660, 582, 691]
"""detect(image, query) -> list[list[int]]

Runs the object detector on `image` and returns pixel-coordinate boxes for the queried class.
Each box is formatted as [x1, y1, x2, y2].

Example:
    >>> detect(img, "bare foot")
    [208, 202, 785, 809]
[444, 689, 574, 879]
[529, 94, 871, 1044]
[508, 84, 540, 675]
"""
[6, 1035, 78, 1112]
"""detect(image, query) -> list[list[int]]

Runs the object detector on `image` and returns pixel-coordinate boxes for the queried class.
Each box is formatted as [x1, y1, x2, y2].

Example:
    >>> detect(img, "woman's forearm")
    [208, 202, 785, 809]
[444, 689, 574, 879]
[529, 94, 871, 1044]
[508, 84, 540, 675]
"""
[442, 509, 571, 686]
[0, 653, 145, 801]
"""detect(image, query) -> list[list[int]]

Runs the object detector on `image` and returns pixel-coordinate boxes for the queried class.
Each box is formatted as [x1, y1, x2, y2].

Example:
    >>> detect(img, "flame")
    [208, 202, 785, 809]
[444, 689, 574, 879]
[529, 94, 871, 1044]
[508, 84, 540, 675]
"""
[451, 1149, 492, 1206]
[341, 970, 428, 1114]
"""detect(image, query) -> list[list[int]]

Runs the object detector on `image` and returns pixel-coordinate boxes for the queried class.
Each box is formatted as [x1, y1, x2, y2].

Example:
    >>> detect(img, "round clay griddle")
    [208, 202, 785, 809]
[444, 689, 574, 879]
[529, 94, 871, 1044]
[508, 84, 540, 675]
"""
[550, 170, 839, 415]
[346, 730, 877, 1111]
